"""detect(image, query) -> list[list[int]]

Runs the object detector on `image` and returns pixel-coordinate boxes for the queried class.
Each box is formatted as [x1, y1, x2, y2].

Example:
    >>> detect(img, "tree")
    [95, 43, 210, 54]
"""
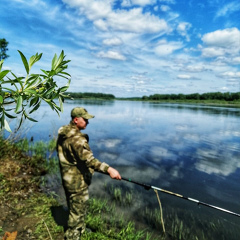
[0, 50, 71, 132]
[0, 38, 9, 61]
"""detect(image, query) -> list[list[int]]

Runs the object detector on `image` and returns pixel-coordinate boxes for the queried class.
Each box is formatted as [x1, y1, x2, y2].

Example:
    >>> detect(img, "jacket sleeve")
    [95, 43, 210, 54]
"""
[72, 138, 109, 173]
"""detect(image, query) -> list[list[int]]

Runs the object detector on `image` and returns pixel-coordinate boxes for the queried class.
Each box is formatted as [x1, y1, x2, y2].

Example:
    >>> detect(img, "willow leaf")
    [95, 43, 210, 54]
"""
[18, 50, 29, 74]
[0, 70, 10, 80]
[15, 95, 23, 113]
[4, 119, 12, 132]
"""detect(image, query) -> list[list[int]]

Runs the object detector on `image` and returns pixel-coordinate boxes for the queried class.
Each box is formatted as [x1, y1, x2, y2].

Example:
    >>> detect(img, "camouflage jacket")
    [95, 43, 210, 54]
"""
[56, 121, 109, 192]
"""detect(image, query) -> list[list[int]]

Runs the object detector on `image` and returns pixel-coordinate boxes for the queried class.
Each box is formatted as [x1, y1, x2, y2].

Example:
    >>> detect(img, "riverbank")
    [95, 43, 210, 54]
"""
[0, 138, 64, 240]
[0, 138, 163, 240]
[116, 98, 240, 107]
[68, 97, 240, 108]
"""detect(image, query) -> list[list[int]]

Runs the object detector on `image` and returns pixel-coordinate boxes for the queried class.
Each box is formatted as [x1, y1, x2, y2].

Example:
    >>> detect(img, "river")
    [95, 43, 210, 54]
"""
[6, 99, 240, 239]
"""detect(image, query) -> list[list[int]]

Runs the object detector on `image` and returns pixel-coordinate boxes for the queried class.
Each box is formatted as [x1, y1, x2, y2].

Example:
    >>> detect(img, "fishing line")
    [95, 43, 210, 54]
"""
[103, 173, 240, 218]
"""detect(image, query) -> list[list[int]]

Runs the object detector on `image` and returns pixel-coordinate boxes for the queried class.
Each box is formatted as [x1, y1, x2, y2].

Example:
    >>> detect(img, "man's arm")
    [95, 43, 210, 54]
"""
[107, 167, 121, 180]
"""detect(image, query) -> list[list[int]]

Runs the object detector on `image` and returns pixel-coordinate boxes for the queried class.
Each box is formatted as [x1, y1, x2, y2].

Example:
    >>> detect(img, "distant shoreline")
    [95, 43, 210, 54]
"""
[68, 97, 240, 108]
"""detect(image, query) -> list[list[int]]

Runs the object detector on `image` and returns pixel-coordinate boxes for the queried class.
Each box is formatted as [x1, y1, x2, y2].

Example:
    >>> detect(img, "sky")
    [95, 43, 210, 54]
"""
[1, 0, 240, 97]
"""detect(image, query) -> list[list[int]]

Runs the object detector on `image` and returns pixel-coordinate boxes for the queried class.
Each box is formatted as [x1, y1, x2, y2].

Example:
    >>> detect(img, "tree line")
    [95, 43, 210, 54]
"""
[67, 92, 115, 100]
[142, 92, 240, 101]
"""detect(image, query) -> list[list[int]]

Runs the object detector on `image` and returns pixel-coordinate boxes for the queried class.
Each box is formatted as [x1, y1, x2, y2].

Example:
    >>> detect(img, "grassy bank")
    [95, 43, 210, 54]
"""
[0, 138, 161, 240]
[116, 98, 240, 107]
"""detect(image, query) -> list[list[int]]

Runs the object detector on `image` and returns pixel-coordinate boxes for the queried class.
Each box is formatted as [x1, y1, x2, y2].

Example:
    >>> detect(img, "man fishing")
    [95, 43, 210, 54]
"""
[56, 107, 121, 240]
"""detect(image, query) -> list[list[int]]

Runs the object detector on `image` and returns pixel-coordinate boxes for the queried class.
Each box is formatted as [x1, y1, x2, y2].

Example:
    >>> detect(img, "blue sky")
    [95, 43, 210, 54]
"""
[1, 0, 240, 97]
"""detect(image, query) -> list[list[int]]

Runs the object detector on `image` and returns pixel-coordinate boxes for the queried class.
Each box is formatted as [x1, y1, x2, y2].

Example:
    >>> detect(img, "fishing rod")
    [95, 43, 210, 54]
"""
[101, 173, 240, 218]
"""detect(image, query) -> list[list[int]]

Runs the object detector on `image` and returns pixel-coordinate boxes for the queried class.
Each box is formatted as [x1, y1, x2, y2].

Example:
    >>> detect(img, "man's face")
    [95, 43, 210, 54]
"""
[74, 117, 89, 130]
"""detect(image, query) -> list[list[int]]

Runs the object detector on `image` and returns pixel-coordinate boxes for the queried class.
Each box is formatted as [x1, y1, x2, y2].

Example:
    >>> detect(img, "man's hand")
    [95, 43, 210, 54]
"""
[107, 167, 121, 180]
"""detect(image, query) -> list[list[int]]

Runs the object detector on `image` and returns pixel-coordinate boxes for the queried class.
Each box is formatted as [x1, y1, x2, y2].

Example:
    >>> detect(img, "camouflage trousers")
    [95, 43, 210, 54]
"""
[64, 187, 89, 240]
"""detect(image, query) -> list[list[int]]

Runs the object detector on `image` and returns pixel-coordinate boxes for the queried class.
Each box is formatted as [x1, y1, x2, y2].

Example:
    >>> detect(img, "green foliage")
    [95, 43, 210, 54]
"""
[67, 92, 115, 100]
[0, 50, 71, 132]
[0, 38, 9, 61]
[143, 92, 240, 102]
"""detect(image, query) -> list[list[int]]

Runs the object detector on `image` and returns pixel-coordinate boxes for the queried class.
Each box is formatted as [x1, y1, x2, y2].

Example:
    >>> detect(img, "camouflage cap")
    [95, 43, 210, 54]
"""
[71, 107, 95, 119]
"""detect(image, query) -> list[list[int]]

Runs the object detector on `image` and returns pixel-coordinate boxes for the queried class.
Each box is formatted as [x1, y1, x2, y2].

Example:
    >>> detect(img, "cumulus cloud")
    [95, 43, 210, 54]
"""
[63, 0, 168, 34]
[103, 37, 123, 46]
[201, 28, 240, 58]
[107, 8, 168, 33]
[202, 28, 240, 48]
[177, 22, 192, 41]
[97, 50, 126, 60]
[218, 71, 240, 79]
[155, 39, 184, 56]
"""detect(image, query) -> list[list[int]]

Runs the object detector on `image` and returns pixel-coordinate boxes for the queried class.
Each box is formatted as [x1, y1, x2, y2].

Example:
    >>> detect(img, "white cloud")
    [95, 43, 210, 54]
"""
[103, 37, 123, 46]
[96, 50, 126, 60]
[177, 22, 192, 41]
[94, 19, 108, 31]
[232, 57, 240, 65]
[159, 0, 175, 3]
[177, 74, 191, 79]
[201, 28, 240, 58]
[160, 5, 170, 11]
[107, 8, 168, 33]
[121, 0, 131, 7]
[201, 47, 226, 58]
[63, 0, 168, 34]
[202, 28, 240, 48]
[215, 1, 240, 18]
[218, 71, 240, 79]
[121, 0, 156, 7]
[131, 0, 156, 6]
[180, 65, 207, 73]
[155, 39, 184, 56]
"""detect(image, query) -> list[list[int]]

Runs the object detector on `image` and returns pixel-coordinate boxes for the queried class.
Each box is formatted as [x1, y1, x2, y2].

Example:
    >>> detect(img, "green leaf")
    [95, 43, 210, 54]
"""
[48, 70, 56, 77]
[18, 50, 29, 74]
[58, 71, 71, 77]
[0, 59, 4, 71]
[44, 86, 55, 96]
[15, 95, 23, 113]
[1, 113, 4, 128]
[24, 89, 37, 95]
[4, 111, 17, 119]
[53, 50, 64, 71]
[29, 53, 42, 70]
[58, 96, 63, 112]
[0, 70, 10, 80]
[59, 79, 71, 92]
[40, 69, 49, 76]
[14, 77, 24, 90]
[0, 95, 3, 104]
[4, 119, 12, 132]
[51, 53, 58, 70]
[30, 96, 39, 107]
[29, 101, 41, 114]
[25, 76, 41, 89]
[24, 111, 38, 122]
[16, 114, 24, 131]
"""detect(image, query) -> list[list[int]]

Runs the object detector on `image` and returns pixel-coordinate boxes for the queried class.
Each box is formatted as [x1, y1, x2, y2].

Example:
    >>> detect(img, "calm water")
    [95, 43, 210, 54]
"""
[8, 100, 240, 239]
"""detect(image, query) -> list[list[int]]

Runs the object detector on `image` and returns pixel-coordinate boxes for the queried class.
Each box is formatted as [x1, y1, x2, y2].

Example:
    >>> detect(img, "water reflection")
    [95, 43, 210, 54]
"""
[9, 99, 240, 239]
